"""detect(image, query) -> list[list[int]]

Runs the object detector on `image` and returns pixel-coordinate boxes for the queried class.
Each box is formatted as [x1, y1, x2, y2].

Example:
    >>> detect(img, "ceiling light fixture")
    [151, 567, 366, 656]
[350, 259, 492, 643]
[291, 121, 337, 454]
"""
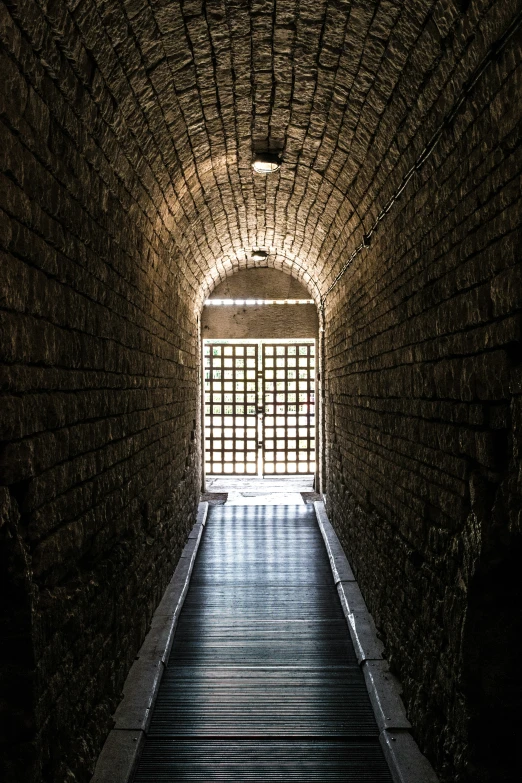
[250, 249, 269, 261]
[252, 152, 281, 174]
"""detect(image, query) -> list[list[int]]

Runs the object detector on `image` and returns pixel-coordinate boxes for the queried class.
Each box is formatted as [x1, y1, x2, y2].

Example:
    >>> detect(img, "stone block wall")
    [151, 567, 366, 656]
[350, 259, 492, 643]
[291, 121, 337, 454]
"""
[202, 267, 319, 339]
[0, 2, 200, 781]
[1, 1, 521, 782]
[324, 6, 522, 782]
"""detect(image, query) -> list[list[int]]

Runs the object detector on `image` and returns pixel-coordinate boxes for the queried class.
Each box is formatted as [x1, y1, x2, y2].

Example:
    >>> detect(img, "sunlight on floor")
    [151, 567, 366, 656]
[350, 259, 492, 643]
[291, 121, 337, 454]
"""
[205, 476, 315, 505]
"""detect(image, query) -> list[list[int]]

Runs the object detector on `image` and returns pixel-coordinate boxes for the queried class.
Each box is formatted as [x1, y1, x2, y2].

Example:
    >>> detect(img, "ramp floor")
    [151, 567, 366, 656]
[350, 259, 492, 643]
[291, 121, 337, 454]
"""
[133, 505, 393, 782]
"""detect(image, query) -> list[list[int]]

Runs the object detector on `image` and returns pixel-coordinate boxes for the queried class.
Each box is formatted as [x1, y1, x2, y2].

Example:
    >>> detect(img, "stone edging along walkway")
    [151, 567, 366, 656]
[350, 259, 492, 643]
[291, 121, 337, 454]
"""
[314, 501, 439, 783]
[90, 499, 439, 783]
[90, 502, 209, 783]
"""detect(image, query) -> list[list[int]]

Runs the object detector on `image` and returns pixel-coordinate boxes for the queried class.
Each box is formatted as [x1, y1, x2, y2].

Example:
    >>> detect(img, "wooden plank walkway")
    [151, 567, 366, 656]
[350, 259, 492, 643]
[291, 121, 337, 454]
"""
[133, 505, 393, 782]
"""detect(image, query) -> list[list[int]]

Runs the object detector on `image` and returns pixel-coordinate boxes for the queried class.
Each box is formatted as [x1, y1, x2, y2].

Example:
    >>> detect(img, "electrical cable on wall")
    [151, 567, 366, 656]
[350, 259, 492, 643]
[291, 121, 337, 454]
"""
[320, 8, 522, 311]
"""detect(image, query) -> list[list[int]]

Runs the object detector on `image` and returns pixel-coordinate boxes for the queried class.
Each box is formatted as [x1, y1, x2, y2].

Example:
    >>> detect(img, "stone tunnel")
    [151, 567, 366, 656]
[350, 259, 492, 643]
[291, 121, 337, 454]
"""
[0, 1, 521, 782]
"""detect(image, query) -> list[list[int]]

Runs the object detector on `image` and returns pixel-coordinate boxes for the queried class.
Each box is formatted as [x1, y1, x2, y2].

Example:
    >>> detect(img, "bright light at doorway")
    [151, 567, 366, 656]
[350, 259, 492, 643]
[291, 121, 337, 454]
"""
[204, 299, 314, 306]
[203, 340, 316, 477]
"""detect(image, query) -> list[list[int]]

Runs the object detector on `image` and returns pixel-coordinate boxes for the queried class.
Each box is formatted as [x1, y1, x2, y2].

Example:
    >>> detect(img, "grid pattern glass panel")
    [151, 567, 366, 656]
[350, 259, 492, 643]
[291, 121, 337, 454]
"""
[204, 344, 258, 475]
[262, 343, 316, 475]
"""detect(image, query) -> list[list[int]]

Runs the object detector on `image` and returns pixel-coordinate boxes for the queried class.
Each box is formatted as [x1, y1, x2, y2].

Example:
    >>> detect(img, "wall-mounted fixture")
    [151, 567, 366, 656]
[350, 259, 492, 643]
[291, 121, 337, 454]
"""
[250, 249, 269, 261]
[252, 152, 281, 174]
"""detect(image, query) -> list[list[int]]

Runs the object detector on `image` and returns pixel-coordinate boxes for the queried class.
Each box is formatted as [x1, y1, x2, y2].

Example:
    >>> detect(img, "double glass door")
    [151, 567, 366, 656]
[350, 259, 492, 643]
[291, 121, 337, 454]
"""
[204, 340, 316, 476]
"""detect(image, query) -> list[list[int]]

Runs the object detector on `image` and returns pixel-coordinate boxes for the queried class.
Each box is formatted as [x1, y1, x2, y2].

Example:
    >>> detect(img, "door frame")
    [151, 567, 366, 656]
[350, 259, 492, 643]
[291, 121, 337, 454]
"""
[201, 337, 319, 489]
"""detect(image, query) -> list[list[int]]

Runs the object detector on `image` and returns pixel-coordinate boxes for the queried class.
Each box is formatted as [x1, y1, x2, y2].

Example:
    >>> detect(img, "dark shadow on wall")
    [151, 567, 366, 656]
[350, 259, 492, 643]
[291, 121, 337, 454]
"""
[0, 487, 36, 783]
[462, 525, 522, 782]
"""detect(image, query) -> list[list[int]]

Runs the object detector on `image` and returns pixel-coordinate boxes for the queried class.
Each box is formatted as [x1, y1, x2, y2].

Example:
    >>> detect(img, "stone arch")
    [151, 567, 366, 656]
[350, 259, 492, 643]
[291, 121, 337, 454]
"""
[198, 250, 323, 312]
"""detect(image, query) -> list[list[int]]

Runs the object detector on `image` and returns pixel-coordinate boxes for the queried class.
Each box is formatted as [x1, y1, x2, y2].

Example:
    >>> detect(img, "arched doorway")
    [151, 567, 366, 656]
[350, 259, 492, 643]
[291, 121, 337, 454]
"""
[200, 269, 320, 491]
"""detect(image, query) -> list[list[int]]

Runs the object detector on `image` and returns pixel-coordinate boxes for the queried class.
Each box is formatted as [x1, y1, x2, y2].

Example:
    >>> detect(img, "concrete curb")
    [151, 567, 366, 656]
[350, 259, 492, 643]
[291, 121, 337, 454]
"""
[314, 501, 439, 783]
[90, 502, 209, 783]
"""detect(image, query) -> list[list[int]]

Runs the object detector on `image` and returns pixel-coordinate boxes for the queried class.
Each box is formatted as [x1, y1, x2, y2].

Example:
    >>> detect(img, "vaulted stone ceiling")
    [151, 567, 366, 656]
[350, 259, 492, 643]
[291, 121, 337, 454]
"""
[57, 0, 475, 304]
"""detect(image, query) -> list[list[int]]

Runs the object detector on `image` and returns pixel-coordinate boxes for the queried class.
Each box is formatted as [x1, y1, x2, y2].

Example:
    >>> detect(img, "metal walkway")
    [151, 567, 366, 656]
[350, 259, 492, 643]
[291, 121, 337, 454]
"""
[133, 505, 393, 782]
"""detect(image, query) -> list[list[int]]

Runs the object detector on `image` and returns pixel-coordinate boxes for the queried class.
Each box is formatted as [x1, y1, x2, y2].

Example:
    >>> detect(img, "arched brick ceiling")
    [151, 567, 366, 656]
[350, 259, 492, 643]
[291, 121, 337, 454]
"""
[62, 0, 477, 307]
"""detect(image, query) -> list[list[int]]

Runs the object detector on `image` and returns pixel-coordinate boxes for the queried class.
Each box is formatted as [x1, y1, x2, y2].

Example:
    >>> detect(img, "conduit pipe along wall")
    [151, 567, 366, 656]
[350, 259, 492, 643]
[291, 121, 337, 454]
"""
[322, 8, 522, 783]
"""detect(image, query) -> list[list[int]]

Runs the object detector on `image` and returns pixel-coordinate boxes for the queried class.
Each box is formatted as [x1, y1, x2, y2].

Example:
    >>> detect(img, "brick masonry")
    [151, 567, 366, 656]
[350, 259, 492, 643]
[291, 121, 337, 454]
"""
[202, 268, 319, 338]
[0, 1, 520, 782]
[0, 1, 201, 780]
[324, 4, 522, 781]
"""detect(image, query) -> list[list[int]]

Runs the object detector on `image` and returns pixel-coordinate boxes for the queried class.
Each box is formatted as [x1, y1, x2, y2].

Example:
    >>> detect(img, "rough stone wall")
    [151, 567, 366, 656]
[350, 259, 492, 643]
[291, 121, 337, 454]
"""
[202, 268, 318, 338]
[0, 2, 200, 781]
[1, 1, 521, 782]
[207, 269, 316, 301]
[325, 8, 522, 783]
[202, 302, 318, 339]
